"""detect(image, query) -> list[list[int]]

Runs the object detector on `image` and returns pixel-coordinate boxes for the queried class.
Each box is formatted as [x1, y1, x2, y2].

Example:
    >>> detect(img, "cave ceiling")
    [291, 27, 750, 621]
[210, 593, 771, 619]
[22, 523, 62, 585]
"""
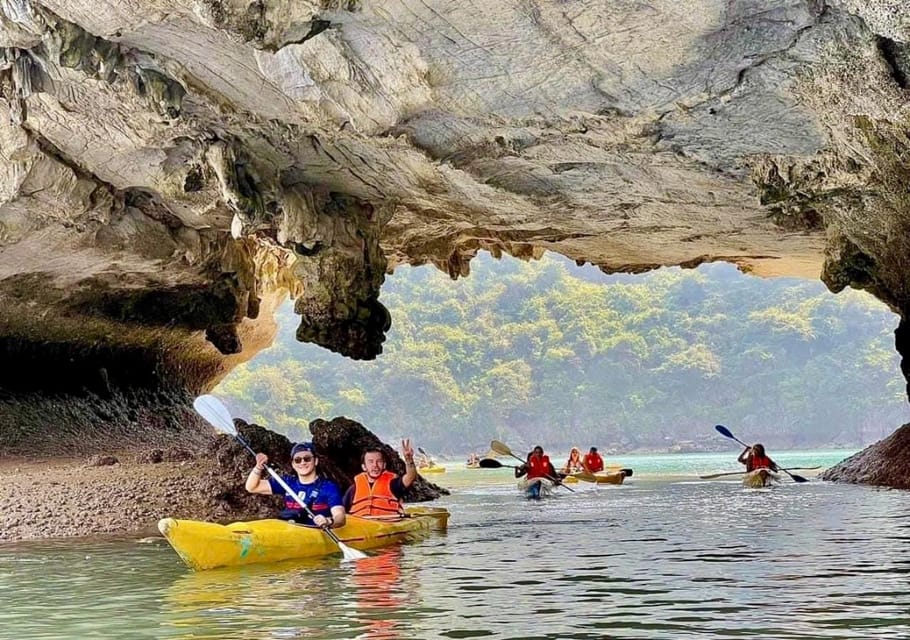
[1, 0, 910, 388]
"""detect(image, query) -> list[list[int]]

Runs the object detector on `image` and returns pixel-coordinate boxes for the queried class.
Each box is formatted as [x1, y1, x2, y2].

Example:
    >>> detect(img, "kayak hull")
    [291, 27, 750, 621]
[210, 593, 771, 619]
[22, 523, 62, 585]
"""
[419, 466, 446, 473]
[572, 469, 632, 484]
[159, 506, 449, 571]
[743, 468, 779, 488]
[519, 477, 555, 499]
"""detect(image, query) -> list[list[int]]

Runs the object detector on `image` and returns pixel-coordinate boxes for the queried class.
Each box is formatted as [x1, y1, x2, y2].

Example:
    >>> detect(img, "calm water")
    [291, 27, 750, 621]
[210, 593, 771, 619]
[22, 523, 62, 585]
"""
[2, 450, 909, 640]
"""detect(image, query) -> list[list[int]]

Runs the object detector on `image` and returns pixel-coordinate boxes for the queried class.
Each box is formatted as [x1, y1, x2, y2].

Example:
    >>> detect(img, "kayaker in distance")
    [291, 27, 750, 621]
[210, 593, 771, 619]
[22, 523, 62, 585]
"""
[344, 440, 418, 517]
[562, 447, 584, 474]
[738, 443, 779, 472]
[246, 441, 347, 529]
[583, 446, 605, 473]
[515, 446, 558, 480]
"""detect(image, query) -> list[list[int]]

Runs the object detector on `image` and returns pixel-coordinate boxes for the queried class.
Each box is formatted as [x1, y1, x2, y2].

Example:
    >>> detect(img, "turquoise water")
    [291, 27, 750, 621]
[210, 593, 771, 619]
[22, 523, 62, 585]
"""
[441, 449, 853, 482]
[4, 449, 909, 640]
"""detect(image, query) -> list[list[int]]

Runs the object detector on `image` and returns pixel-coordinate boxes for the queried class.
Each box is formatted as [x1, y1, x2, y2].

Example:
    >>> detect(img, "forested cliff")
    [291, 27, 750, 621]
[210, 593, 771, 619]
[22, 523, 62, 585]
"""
[219, 256, 906, 454]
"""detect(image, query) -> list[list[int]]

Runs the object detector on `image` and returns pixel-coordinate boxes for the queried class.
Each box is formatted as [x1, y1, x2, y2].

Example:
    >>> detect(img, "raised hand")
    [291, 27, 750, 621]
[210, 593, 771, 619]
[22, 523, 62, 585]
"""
[402, 438, 414, 460]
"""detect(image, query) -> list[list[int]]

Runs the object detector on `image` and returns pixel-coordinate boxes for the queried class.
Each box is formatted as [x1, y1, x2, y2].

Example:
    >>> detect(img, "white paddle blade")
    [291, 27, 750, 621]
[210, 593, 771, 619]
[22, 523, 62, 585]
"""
[193, 394, 237, 435]
[339, 544, 368, 561]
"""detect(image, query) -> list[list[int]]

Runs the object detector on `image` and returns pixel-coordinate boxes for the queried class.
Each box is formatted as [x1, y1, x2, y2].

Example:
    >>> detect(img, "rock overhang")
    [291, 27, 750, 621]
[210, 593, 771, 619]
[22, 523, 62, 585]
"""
[1, 1, 910, 455]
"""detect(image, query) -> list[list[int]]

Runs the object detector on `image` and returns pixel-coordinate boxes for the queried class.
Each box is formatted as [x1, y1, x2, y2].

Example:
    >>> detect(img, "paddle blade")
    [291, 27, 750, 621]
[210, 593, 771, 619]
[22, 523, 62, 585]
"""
[490, 440, 513, 457]
[478, 458, 504, 469]
[621, 468, 633, 477]
[338, 542, 368, 561]
[418, 446, 429, 456]
[788, 472, 809, 483]
[194, 395, 237, 435]
[714, 424, 735, 439]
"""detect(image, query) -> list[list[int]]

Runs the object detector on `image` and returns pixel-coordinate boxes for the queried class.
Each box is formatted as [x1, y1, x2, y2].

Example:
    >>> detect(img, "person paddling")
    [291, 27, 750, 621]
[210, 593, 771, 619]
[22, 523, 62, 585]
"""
[246, 441, 346, 529]
[516, 445, 558, 480]
[583, 446, 604, 473]
[737, 443, 779, 472]
[344, 440, 417, 517]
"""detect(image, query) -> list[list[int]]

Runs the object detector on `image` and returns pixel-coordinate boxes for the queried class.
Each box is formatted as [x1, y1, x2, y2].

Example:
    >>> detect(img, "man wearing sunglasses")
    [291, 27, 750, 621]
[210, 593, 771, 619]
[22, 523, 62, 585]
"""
[245, 441, 346, 529]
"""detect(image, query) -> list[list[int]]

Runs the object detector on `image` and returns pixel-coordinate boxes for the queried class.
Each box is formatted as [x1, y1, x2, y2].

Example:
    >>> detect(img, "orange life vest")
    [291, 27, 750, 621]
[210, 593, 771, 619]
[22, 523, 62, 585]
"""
[349, 471, 403, 517]
[584, 453, 604, 472]
[527, 454, 552, 479]
[747, 454, 773, 472]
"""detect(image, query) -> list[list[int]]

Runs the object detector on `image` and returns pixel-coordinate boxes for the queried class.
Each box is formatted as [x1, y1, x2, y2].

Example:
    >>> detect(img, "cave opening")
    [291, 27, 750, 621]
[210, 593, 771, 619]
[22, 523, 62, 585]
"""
[215, 252, 908, 459]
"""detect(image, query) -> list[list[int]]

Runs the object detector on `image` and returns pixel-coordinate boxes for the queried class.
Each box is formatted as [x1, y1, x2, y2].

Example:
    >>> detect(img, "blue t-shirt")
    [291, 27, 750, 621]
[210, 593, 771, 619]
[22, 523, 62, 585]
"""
[267, 475, 343, 525]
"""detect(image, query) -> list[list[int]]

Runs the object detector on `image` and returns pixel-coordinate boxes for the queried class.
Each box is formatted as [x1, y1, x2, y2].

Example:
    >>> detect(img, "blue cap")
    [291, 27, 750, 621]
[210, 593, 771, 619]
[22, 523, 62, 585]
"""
[291, 442, 316, 456]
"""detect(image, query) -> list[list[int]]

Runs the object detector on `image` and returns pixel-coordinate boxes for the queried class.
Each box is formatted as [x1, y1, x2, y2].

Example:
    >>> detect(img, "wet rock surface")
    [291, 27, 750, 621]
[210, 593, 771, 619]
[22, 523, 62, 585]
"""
[821, 422, 910, 489]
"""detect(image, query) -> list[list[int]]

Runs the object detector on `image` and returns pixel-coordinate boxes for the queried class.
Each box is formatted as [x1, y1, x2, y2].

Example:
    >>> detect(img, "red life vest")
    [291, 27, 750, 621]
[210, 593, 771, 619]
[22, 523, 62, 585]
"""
[584, 453, 604, 472]
[747, 454, 773, 472]
[527, 454, 551, 479]
[349, 471, 403, 517]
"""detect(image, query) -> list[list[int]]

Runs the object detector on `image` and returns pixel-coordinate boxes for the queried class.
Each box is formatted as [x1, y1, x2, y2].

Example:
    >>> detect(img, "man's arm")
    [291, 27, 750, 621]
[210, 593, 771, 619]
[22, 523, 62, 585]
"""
[245, 452, 274, 495]
[401, 438, 417, 488]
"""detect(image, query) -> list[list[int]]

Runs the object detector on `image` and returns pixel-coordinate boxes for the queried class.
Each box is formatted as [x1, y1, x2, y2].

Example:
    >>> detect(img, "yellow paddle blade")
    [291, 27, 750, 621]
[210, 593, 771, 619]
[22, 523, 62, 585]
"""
[490, 440, 514, 457]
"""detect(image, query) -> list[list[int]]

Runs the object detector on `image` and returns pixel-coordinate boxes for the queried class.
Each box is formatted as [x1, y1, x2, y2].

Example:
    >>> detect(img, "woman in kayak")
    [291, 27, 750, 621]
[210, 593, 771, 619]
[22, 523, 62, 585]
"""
[737, 443, 779, 472]
[245, 441, 347, 529]
[562, 447, 584, 474]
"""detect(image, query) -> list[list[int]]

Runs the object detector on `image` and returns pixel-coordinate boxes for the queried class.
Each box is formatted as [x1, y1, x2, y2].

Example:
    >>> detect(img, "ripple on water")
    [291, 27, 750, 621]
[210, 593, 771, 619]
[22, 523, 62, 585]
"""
[1, 478, 909, 638]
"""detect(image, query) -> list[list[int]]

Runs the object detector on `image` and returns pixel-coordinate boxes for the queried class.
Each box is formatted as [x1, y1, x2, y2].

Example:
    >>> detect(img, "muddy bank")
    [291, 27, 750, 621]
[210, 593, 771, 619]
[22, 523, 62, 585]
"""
[0, 416, 448, 541]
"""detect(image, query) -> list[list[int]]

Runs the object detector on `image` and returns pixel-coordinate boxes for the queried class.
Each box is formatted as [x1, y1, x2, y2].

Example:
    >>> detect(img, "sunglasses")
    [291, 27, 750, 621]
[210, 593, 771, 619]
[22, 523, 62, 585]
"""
[293, 455, 315, 463]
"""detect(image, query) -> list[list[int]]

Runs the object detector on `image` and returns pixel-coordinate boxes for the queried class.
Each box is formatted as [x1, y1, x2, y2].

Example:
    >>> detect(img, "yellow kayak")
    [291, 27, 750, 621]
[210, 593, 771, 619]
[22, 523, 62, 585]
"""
[419, 465, 446, 473]
[158, 506, 449, 571]
[572, 469, 631, 485]
[743, 468, 779, 488]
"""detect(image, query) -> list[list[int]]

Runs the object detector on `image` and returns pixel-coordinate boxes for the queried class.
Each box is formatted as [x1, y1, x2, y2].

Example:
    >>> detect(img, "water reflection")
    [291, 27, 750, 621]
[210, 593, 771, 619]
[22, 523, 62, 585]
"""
[342, 547, 410, 640]
[3, 465, 910, 639]
[164, 557, 346, 639]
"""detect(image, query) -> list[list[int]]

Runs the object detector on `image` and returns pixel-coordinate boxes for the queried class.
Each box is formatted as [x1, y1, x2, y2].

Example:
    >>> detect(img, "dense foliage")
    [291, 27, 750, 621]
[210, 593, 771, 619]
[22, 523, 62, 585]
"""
[217, 255, 908, 455]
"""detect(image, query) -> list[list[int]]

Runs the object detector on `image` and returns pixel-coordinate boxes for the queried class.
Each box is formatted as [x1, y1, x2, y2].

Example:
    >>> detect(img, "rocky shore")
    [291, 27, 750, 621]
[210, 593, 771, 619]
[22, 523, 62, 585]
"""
[0, 416, 448, 541]
[0, 454, 225, 540]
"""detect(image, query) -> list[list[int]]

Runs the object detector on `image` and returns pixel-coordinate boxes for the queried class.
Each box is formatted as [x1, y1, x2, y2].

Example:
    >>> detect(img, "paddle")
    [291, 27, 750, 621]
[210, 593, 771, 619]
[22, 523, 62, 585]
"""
[489, 440, 576, 492]
[714, 425, 809, 483]
[700, 466, 821, 480]
[698, 470, 746, 479]
[417, 446, 436, 467]
[478, 458, 519, 469]
[193, 394, 367, 561]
